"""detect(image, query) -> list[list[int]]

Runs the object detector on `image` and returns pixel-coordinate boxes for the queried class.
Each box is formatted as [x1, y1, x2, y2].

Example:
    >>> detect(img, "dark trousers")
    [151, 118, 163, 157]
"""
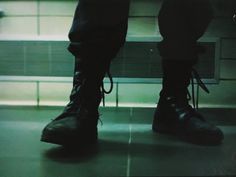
[68, 0, 213, 64]
[68, 0, 129, 63]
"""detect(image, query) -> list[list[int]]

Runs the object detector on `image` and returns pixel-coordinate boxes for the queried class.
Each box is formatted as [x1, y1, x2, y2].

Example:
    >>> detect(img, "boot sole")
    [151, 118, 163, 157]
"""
[152, 123, 223, 146]
[41, 133, 98, 146]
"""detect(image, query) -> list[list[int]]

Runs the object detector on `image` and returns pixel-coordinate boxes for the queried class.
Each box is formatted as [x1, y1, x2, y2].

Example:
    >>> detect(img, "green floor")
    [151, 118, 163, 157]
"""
[0, 106, 236, 177]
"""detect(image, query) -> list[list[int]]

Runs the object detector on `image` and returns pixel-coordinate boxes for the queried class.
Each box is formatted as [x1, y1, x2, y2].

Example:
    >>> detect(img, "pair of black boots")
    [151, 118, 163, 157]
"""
[41, 58, 224, 146]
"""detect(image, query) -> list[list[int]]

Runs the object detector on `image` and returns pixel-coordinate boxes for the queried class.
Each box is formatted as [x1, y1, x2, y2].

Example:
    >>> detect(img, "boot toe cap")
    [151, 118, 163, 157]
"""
[186, 124, 224, 145]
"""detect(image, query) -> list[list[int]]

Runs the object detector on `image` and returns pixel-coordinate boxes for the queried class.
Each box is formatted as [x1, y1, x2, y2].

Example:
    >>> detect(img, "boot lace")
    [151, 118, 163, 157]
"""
[101, 69, 114, 106]
[188, 68, 210, 109]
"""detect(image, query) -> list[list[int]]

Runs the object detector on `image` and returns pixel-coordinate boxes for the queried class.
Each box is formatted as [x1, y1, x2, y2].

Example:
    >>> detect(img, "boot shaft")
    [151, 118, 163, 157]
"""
[161, 59, 194, 97]
[64, 57, 110, 113]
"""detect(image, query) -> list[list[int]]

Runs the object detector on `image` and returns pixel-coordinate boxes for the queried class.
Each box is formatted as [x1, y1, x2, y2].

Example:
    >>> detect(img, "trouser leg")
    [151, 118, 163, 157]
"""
[158, 0, 213, 96]
[68, 0, 130, 62]
[158, 0, 213, 59]
[67, 0, 130, 112]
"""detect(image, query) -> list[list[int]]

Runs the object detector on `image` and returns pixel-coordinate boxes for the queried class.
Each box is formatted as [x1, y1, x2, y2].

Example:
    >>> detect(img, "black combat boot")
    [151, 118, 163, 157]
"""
[152, 60, 224, 145]
[41, 58, 108, 146]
